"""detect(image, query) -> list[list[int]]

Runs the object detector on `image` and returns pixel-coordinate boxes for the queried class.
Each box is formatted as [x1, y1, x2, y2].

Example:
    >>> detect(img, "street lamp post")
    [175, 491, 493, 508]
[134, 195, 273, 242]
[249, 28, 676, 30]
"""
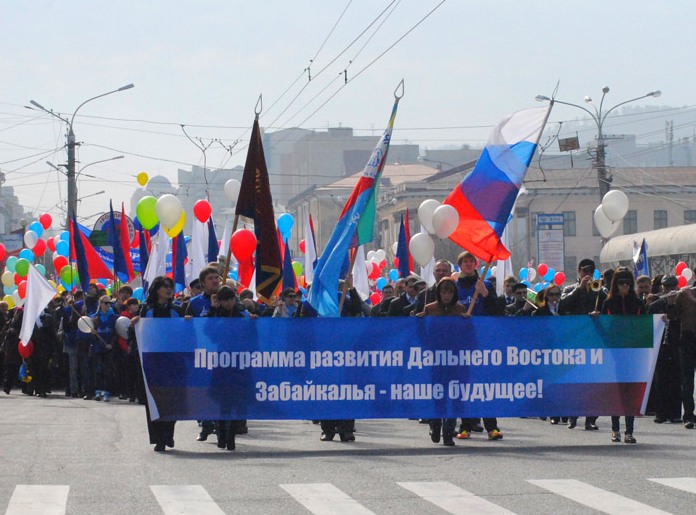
[30, 84, 134, 226]
[535, 87, 661, 200]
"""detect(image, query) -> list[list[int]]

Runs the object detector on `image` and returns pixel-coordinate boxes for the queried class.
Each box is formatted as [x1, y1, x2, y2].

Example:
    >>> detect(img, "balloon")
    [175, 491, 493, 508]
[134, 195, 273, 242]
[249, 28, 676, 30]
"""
[137, 172, 149, 186]
[60, 231, 70, 242]
[543, 268, 556, 282]
[60, 265, 75, 285]
[230, 229, 257, 262]
[366, 250, 376, 261]
[534, 283, 543, 293]
[299, 239, 306, 254]
[132, 287, 144, 301]
[115, 316, 132, 339]
[374, 249, 386, 262]
[0, 243, 4, 260]
[18, 249, 34, 263]
[432, 204, 459, 239]
[527, 268, 537, 282]
[14, 273, 22, 286]
[53, 255, 68, 272]
[594, 205, 620, 238]
[193, 199, 213, 223]
[23, 230, 39, 249]
[292, 261, 303, 277]
[163, 209, 186, 238]
[676, 261, 688, 276]
[537, 263, 548, 277]
[519, 268, 528, 280]
[3, 294, 14, 309]
[389, 268, 399, 282]
[29, 221, 44, 238]
[376, 277, 388, 291]
[18, 341, 34, 359]
[130, 230, 140, 249]
[35, 264, 46, 276]
[369, 262, 381, 280]
[593, 269, 601, 281]
[409, 233, 435, 267]
[6, 256, 18, 273]
[77, 316, 94, 334]
[17, 280, 27, 299]
[678, 275, 688, 288]
[418, 199, 441, 235]
[553, 271, 566, 286]
[224, 179, 241, 202]
[47, 237, 57, 253]
[33, 238, 47, 257]
[378, 259, 386, 270]
[391, 242, 398, 256]
[277, 213, 294, 237]
[1, 271, 13, 288]
[682, 268, 693, 281]
[601, 190, 629, 222]
[393, 257, 400, 268]
[55, 240, 69, 257]
[12, 290, 23, 308]
[370, 292, 381, 305]
[521, 280, 531, 287]
[39, 213, 52, 230]
[155, 194, 182, 228]
[15, 258, 30, 278]
[136, 196, 159, 230]
[490, 266, 497, 276]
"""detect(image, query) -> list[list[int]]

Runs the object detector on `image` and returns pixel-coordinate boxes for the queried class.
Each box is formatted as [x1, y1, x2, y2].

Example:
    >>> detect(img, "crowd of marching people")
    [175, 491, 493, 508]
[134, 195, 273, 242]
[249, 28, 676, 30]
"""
[2, 252, 695, 452]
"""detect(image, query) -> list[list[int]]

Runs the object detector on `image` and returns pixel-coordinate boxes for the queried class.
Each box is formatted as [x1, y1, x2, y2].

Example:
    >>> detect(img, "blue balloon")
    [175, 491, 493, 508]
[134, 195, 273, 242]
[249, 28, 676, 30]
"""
[485, 268, 492, 279]
[376, 277, 388, 291]
[6, 256, 18, 272]
[534, 283, 543, 292]
[56, 240, 69, 257]
[133, 217, 142, 231]
[132, 287, 144, 301]
[593, 269, 601, 280]
[35, 264, 46, 276]
[519, 268, 528, 280]
[59, 231, 70, 242]
[542, 268, 556, 282]
[277, 213, 294, 237]
[4, 284, 16, 294]
[19, 248, 35, 263]
[388, 268, 399, 282]
[299, 286, 308, 302]
[228, 269, 239, 281]
[149, 223, 160, 237]
[521, 280, 531, 287]
[29, 221, 44, 238]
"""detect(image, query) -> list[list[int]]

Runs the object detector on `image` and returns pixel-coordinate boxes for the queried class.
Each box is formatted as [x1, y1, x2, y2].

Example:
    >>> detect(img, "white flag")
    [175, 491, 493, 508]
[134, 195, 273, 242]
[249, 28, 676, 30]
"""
[189, 219, 208, 285]
[352, 245, 370, 301]
[19, 265, 57, 346]
[304, 213, 317, 283]
[143, 228, 169, 287]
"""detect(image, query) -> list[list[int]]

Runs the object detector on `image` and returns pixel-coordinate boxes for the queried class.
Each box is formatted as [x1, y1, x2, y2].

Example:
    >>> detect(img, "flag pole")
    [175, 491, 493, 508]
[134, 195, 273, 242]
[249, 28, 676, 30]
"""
[338, 248, 358, 314]
[466, 261, 491, 316]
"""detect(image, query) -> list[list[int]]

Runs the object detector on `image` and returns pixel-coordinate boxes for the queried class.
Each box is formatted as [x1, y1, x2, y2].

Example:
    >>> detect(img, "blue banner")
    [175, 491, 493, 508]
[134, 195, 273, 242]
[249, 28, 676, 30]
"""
[135, 315, 663, 421]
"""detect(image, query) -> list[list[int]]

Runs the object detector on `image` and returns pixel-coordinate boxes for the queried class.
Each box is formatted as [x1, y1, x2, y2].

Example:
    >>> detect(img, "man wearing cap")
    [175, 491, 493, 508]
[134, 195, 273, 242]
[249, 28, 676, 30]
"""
[648, 275, 683, 424]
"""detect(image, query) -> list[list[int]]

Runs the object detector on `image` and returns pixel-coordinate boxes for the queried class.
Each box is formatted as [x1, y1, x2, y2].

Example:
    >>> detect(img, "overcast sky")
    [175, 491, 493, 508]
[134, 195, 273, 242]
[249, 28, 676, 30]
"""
[1, 0, 692, 225]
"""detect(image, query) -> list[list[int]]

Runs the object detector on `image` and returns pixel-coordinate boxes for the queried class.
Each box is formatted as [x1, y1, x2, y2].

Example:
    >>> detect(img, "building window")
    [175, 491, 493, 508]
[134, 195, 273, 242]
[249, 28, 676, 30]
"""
[592, 211, 600, 237]
[685, 210, 696, 224]
[654, 210, 668, 230]
[623, 210, 638, 235]
[563, 211, 576, 237]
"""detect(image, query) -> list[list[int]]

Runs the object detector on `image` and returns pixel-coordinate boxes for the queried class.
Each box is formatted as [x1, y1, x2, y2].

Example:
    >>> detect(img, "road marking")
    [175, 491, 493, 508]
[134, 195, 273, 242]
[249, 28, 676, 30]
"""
[397, 481, 515, 514]
[5, 485, 69, 515]
[648, 478, 696, 494]
[150, 485, 225, 515]
[528, 479, 672, 514]
[280, 483, 376, 515]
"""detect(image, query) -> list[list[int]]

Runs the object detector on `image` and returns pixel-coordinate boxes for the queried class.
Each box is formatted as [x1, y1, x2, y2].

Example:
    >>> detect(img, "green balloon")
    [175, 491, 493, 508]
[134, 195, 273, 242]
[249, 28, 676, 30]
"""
[136, 196, 159, 230]
[60, 265, 75, 285]
[292, 260, 303, 277]
[15, 258, 30, 278]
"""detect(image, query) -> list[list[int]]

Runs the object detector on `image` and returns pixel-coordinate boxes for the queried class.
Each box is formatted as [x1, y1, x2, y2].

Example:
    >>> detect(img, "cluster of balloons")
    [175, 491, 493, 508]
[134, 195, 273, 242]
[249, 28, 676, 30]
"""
[406, 199, 461, 268]
[365, 249, 388, 280]
[515, 263, 569, 291]
[675, 261, 693, 288]
[594, 190, 629, 239]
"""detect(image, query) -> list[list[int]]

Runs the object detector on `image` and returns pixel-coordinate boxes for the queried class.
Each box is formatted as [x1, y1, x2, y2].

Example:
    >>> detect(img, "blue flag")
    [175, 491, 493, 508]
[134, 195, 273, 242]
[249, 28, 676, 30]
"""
[282, 239, 295, 291]
[207, 217, 218, 264]
[174, 231, 188, 293]
[109, 200, 129, 282]
[633, 238, 650, 278]
[396, 214, 410, 278]
[70, 212, 90, 288]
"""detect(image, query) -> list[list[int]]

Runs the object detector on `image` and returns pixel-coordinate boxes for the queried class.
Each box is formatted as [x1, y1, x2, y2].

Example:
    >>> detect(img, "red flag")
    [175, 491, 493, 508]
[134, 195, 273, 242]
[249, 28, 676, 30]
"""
[69, 220, 114, 281]
[120, 203, 135, 282]
[405, 207, 413, 272]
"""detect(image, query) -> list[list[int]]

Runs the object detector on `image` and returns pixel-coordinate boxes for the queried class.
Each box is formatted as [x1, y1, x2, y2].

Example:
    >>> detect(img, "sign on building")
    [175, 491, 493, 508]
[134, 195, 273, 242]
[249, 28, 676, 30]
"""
[537, 214, 565, 272]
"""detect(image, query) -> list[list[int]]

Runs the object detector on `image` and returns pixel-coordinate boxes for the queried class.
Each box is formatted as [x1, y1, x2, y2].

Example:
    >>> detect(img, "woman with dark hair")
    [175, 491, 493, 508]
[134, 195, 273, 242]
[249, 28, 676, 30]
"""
[596, 267, 645, 444]
[135, 276, 184, 452]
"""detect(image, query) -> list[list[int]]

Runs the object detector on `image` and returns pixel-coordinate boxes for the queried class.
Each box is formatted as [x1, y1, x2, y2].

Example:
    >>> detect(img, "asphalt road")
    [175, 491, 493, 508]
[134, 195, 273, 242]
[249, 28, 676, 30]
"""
[1, 393, 695, 514]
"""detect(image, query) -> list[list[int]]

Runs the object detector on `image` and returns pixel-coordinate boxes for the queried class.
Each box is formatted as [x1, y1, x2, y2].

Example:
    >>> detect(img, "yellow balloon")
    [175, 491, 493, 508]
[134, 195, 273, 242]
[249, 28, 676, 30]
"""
[163, 209, 186, 238]
[3, 294, 14, 309]
[48, 280, 57, 289]
[57, 284, 66, 293]
[137, 172, 149, 187]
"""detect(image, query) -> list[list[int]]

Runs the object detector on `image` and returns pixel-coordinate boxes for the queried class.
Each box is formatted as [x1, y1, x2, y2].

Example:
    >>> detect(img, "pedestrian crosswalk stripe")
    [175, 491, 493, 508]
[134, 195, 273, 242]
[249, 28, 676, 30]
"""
[280, 483, 376, 515]
[528, 479, 672, 515]
[397, 481, 516, 514]
[648, 478, 696, 494]
[150, 485, 225, 515]
[5, 485, 69, 515]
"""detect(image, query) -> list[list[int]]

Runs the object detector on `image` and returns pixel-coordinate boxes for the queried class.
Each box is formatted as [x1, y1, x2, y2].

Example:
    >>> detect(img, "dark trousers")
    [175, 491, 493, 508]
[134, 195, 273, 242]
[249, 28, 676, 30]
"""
[320, 419, 354, 435]
[611, 415, 635, 434]
[146, 402, 176, 445]
[679, 338, 696, 422]
[653, 343, 682, 420]
[430, 418, 457, 436]
[460, 417, 498, 432]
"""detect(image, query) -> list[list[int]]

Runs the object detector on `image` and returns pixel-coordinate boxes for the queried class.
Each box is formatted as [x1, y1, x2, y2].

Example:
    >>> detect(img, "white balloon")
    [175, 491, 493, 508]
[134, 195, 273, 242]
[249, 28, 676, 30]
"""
[52, 251, 60, 262]
[682, 268, 693, 281]
[23, 230, 38, 250]
[224, 179, 241, 202]
[366, 250, 376, 261]
[490, 266, 497, 276]
[77, 316, 94, 334]
[601, 190, 629, 222]
[418, 199, 441, 235]
[409, 233, 435, 267]
[527, 268, 537, 282]
[431, 204, 459, 239]
[391, 242, 398, 255]
[374, 249, 386, 262]
[594, 205, 620, 238]
[12, 290, 23, 307]
[115, 316, 132, 339]
[155, 194, 182, 228]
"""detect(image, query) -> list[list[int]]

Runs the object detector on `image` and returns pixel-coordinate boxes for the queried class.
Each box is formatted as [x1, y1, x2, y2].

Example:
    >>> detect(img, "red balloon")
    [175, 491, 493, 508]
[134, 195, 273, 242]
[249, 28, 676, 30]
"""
[370, 292, 381, 305]
[53, 255, 68, 272]
[299, 239, 306, 254]
[678, 275, 688, 288]
[193, 199, 212, 223]
[130, 231, 140, 249]
[394, 257, 400, 268]
[676, 261, 688, 276]
[378, 259, 386, 270]
[47, 237, 57, 253]
[369, 262, 380, 280]
[537, 263, 548, 276]
[39, 213, 52, 230]
[18, 340, 34, 359]
[553, 271, 566, 286]
[18, 280, 27, 299]
[230, 229, 257, 262]
[14, 273, 22, 286]
[0, 243, 5, 260]
[33, 238, 47, 257]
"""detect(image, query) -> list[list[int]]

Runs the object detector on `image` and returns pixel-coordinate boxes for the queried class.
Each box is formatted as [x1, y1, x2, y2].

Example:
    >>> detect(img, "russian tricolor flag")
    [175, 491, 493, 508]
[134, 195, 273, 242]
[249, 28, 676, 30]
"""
[444, 106, 552, 262]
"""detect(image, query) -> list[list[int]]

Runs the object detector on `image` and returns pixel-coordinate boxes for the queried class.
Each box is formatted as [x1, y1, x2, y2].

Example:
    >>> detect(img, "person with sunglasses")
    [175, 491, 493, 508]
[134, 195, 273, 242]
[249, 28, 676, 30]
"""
[273, 288, 299, 318]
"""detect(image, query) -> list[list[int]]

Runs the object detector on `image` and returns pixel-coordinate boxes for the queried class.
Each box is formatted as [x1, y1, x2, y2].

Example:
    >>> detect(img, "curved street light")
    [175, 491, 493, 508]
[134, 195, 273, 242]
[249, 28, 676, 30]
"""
[535, 87, 661, 200]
